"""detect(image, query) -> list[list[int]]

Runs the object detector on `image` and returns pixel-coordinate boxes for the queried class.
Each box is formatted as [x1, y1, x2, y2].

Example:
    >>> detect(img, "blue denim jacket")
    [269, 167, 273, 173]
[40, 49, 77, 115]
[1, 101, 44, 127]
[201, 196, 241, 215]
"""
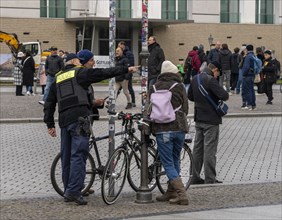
[241, 51, 255, 77]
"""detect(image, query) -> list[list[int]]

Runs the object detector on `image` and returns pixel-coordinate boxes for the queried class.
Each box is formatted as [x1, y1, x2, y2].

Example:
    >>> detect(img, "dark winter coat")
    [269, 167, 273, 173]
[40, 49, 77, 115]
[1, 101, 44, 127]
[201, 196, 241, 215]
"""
[147, 73, 189, 135]
[198, 49, 207, 64]
[45, 55, 64, 76]
[231, 52, 239, 74]
[188, 68, 229, 125]
[218, 49, 232, 71]
[262, 57, 277, 84]
[123, 46, 134, 80]
[148, 42, 165, 81]
[22, 56, 35, 86]
[44, 64, 129, 128]
[115, 55, 129, 82]
[207, 48, 220, 64]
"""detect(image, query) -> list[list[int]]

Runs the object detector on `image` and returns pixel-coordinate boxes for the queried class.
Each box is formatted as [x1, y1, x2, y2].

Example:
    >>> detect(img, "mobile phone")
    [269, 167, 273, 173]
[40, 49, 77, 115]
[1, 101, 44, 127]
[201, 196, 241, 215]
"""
[104, 96, 109, 100]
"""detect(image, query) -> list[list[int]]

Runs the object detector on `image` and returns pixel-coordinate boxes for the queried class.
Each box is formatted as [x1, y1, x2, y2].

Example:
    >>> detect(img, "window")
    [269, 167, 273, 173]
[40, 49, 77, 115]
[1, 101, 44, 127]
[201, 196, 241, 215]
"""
[40, 0, 66, 18]
[178, 0, 187, 20]
[256, 0, 274, 24]
[117, 0, 131, 18]
[162, 0, 176, 20]
[220, 0, 239, 23]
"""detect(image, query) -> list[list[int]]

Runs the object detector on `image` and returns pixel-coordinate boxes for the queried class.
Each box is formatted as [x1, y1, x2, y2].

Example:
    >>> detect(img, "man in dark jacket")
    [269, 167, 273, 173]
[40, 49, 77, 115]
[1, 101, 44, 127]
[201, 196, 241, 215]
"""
[188, 61, 229, 184]
[147, 36, 165, 88]
[207, 41, 221, 64]
[44, 53, 138, 205]
[230, 47, 240, 92]
[40, 46, 64, 104]
[218, 43, 232, 93]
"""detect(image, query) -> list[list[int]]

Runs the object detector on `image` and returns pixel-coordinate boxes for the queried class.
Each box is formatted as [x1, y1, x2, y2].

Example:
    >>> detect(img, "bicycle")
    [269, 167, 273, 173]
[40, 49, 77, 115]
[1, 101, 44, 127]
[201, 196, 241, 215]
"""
[50, 115, 126, 197]
[100, 111, 157, 205]
[101, 111, 194, 205]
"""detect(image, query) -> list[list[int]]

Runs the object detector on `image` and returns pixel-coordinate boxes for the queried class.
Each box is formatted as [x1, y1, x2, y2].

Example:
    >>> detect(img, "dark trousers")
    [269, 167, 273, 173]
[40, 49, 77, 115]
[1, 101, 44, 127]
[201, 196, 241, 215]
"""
[230, 73, 238, 91]
[16, 85, 23, 95]
[128, 77, 135, 104]
[264, 81, 274, 101]
[61, 122, 90, 196]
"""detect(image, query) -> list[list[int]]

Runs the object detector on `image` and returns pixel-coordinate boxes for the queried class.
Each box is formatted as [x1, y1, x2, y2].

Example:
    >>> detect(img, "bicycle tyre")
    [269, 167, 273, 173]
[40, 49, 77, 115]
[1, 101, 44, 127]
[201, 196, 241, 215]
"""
[156, 143, 194, 194]
[50, 151, 96, 197]
[127, 145, 157, 192]
[101, 147, 128, 205]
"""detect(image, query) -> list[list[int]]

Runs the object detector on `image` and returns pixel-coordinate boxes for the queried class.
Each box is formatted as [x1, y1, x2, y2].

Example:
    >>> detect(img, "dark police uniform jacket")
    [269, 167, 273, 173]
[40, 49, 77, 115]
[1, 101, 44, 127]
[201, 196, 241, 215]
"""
[44, 64, 128, 128]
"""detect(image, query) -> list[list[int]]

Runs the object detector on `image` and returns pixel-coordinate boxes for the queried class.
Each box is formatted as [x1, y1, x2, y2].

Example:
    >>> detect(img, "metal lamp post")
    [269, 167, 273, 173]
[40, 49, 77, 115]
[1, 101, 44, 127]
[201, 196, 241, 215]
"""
[135, 0, 153, 204]
[77, 31, 83, 51]
[208, 34, 214, 50]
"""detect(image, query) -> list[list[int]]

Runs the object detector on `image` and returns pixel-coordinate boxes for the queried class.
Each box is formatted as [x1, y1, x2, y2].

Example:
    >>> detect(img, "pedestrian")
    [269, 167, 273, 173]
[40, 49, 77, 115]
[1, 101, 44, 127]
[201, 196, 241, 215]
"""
[218, 43, 232, 94]
[230, 47, 240, 93]
[148, 60, 189, 205]
[236, 46, 247, 94]
[39, 46, 64, 105]
[184, 46, 201, 78]
[38, 56, 47, 95]
[207, 41, 221, 63]
[262, 50, 277, 105]
[22, 50, 36, 96]
[114, 47, 132, 109]
[241, 44, 256, 110]
[188, 61, 229, 184]
[77, 49, 105, 122]
[198, 44, 207, 64]
[255, 47, 264, 95]
[43, 53, 138, 205]
[13, 51, 24, 96]
[147, 36, 165, 88]
[118, 41, 136, 107]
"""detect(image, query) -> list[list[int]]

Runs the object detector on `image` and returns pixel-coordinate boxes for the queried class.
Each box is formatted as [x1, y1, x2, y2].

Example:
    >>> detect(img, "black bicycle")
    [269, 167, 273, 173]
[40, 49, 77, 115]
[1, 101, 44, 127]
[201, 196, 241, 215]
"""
[50, 115, 126, 197]
[101, 111, 194, 205]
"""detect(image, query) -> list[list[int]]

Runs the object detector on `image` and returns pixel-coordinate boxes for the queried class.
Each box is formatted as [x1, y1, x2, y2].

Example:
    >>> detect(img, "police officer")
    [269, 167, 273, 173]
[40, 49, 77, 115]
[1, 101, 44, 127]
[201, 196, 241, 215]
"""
[44, 53, 138, 205]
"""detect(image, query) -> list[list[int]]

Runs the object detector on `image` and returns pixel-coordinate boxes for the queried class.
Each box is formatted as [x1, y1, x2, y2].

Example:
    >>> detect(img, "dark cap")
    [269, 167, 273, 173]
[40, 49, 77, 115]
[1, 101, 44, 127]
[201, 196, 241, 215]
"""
[50, 46, 58, 51]
[65, 53, 78, 62]
[211, 61, 222, 71]
[264, 50, 272, 55]
[246, 44, 254, 51]
[77, 49, 94, 65]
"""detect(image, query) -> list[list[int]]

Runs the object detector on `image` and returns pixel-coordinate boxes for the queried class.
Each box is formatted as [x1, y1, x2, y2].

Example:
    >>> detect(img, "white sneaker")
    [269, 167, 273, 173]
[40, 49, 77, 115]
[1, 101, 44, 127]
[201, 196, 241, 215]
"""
[38, 101, 45, 105]
[31, 93, 35, 96]
[26, 91, 31, 96]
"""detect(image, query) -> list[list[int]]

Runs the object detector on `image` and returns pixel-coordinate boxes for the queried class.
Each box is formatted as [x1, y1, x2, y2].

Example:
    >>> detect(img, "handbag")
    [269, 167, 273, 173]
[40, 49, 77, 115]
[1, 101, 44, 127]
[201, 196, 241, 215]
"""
[197, 74, 228, 117]
[254, 74, 261, 83]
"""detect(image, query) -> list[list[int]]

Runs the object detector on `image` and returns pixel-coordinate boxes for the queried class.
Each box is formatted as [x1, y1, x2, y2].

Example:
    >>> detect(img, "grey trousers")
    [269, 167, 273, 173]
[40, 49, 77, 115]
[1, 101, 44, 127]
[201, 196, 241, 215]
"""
[192, 122, 219, 183]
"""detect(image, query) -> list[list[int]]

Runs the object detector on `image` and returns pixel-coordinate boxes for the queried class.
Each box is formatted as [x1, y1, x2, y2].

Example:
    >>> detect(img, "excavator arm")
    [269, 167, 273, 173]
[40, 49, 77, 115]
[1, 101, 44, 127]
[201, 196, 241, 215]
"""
[0, 31, 21, 59]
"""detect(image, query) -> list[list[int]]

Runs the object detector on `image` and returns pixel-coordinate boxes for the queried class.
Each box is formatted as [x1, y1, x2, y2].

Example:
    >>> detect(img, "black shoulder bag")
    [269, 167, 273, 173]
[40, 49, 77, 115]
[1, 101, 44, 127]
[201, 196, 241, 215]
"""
[196, 74, 228, 117]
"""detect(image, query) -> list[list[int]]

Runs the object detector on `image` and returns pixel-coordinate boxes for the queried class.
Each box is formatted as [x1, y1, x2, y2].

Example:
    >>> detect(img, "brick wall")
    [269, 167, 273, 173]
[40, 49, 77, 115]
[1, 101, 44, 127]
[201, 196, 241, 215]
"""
[1, 18, 281, 65]
[0, 18, 76, 54]
[154, 23, 282, 64]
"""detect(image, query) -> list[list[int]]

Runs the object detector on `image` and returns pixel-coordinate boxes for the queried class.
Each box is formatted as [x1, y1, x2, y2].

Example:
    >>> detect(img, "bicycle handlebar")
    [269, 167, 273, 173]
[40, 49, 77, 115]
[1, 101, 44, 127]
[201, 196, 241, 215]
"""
[107, 110, 150, 127]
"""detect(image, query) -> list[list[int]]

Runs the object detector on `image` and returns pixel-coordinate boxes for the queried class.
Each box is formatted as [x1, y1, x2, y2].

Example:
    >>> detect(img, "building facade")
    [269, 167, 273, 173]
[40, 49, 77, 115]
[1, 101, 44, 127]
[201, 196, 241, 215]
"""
[1, 0, 281, 64]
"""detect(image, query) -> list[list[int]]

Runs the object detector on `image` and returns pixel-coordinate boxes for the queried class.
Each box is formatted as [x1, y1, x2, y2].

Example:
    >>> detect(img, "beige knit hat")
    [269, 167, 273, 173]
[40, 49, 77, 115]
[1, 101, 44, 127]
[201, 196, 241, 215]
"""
[161, 60, 179, 74]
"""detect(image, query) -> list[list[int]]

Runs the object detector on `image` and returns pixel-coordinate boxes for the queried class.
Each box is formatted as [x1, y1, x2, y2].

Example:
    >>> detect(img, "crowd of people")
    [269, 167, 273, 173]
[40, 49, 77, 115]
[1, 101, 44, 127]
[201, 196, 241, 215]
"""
[11, 36, 280, 207]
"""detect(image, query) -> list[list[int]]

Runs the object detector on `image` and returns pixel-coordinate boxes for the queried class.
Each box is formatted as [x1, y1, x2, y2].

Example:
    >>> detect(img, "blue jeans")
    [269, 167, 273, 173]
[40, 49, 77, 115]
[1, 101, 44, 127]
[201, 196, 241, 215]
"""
[61, 122, 90, 196]
[236, 69, 243, 94]
[156, 132, 185, 181]
[242, 75, 256, 107]
[26, 86, 33, 93]
[43, 75, 55, 101]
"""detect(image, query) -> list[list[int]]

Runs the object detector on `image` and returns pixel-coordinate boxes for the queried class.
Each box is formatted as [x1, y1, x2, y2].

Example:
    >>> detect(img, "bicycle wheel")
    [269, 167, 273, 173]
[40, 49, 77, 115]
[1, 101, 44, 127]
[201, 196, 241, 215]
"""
[50, 151, 96, 197]
[127, 145, 157, 191]
[156, 143, 193, 194]
[101, 147, 128, 205]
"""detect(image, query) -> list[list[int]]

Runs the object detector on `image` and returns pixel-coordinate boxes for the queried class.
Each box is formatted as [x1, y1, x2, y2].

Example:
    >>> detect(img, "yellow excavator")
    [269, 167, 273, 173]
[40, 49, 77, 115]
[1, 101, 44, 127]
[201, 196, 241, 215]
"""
[0, 30, 50, 66]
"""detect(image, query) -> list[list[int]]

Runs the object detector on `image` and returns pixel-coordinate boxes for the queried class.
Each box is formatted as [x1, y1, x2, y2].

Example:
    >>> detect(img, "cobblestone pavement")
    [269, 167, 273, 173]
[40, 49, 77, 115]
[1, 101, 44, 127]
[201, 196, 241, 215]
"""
[0, 85, 281, 219]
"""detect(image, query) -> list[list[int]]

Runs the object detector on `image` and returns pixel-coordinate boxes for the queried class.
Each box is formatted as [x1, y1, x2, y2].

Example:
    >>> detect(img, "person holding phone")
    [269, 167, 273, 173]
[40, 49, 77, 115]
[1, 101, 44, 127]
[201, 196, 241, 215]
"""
[78, 49, 106, 120]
